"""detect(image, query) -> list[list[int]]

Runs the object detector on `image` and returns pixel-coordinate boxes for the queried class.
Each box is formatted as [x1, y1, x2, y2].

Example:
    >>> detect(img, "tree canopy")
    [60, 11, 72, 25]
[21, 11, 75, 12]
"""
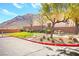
[40, 3, 79, 36]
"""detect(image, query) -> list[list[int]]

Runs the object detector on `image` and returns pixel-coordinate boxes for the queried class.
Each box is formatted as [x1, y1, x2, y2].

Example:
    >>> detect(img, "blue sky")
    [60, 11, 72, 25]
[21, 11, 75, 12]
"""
[0, 3, 41, 23]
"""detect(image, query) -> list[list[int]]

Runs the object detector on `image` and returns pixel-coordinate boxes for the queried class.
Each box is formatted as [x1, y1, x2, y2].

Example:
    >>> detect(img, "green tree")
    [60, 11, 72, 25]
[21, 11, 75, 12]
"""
[37, 14, 47, 31]
[66, 4, 79, 34]
[40, 3, 69, 38]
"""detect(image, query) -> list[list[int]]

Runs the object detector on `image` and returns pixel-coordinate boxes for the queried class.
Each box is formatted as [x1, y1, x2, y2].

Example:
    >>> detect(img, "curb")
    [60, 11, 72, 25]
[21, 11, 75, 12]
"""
[24, 39, 79, 47]
[1, 36, 79, 47]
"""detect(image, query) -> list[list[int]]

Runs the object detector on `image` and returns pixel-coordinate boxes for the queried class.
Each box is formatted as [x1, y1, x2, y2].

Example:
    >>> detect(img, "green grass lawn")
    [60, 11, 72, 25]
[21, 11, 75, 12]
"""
[0, 32, 43, 38]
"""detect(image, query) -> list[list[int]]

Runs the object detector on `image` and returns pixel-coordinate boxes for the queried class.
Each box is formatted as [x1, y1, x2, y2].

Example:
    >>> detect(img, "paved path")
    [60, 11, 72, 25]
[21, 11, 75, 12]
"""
[0, 37, 79, 56]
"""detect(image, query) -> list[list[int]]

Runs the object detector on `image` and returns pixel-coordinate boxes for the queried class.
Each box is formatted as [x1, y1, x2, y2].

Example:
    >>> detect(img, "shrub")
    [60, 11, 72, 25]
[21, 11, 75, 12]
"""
[47, 37, 50, 41]
[43, 36, 46, 39]
[40, 38, 43, 42]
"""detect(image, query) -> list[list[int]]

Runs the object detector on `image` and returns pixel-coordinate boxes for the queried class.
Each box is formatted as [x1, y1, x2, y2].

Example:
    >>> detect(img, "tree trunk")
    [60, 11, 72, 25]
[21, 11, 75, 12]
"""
[30, 24, 33, 32]
[75, 23, 78, 34]
[42, 24, 43, 31]
[50, 22, 54, 38]
[75, 18, 78, 34]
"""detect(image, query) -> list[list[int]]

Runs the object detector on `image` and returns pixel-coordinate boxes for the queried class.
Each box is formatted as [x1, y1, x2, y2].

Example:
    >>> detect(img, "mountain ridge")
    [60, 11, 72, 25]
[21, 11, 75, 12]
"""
[0, 13, 40, 29]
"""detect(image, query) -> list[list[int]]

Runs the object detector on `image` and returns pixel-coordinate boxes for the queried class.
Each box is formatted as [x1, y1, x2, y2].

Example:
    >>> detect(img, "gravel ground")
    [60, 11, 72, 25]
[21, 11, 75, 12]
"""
[0, 37, 79, 56]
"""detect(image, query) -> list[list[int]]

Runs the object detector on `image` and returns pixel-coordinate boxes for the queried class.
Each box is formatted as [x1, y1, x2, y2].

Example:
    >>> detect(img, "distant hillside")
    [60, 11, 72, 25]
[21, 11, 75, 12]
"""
[0, 14, 40, 29]
[0, 13, 75, 29]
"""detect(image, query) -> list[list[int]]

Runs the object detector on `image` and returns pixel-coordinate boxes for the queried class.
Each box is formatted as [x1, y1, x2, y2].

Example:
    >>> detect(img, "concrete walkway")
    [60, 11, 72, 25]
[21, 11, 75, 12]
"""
[0, 37, 79, 56]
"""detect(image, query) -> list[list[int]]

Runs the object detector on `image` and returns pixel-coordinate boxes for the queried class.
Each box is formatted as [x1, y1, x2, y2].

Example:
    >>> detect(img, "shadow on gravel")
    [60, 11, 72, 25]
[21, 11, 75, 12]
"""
[57, 49, 79, 56]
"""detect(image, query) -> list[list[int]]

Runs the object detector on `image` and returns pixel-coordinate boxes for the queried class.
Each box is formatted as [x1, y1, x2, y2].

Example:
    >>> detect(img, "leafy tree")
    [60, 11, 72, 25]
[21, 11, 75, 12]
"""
[66, 4, 79, 34]
[40, 3, 69, 38]
[37, 14, 47, 31]
[29, 14, 33, 32]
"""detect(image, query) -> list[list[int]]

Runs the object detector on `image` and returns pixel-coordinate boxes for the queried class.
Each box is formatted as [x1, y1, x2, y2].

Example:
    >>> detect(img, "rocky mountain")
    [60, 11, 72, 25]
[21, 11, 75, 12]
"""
[0, 14, 40, 29]
[0, 13, 75, 30]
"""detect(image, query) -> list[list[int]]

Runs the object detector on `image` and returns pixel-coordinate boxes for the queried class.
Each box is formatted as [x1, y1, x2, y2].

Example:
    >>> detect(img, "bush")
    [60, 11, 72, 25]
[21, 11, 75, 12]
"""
[43, 36, 46, 39]
[39, 29, 51, 33]
[40, 38, 43, 42]
[20, 29, 26, 32]
[47, 37, 50, 41]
